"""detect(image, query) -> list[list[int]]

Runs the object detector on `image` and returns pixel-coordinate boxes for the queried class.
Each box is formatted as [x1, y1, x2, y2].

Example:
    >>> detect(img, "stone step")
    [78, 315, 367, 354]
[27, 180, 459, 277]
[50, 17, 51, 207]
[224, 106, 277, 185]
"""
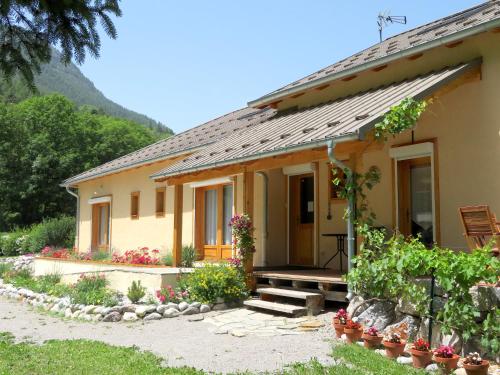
[243, 299, 307, 316]
[256, 287, 322, 300]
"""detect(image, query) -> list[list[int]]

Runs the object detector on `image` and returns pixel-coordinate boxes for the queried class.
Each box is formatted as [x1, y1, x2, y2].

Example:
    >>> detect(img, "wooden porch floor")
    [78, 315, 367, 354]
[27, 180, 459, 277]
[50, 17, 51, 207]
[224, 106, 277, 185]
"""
[253, 268, 347, 284]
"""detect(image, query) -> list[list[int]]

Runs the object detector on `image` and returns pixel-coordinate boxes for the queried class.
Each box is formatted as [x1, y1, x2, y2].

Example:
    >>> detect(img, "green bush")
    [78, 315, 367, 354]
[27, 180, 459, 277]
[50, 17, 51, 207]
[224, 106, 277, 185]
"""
[0, 263, 12, 278]
[91, 250, 111, 261]
[127, 280, 146, 303]
[27, 216, 75, 253]
[184, 263, 248, 304]
[181, 245, 197, 267]
[0, 229, 30, 256]
[348, 229, 500, 355]
[161, 253, 173, 266]
[70, 273, 117, 307]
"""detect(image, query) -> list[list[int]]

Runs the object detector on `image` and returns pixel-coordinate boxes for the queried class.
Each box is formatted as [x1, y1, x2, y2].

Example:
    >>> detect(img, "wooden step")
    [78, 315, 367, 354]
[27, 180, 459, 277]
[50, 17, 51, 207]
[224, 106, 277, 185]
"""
[243, 299, 307, 316]
[256, 287, 322, 299]
[275, 285, 348, 302]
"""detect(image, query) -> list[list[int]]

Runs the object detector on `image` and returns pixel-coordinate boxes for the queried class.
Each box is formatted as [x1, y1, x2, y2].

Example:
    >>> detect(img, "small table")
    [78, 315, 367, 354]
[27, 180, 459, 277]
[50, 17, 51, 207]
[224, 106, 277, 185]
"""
[322, 233, 347, 271]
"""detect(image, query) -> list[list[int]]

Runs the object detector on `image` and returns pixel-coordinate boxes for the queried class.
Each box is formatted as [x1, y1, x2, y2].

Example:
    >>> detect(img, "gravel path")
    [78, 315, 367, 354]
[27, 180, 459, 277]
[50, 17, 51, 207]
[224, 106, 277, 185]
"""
[0, 297, 338, 373]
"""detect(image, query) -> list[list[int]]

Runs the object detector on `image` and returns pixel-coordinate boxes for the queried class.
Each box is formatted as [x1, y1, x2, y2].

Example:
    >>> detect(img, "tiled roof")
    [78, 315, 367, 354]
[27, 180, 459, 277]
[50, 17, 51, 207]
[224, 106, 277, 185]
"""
[63, 107, 275, 186]
[249, 1, 500, 105]
[152, 61, 477, 180]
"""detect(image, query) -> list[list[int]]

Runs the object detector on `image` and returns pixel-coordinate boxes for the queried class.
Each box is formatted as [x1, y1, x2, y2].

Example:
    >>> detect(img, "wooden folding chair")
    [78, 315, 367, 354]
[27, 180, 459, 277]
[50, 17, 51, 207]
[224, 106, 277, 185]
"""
[458, 205, 500, 256]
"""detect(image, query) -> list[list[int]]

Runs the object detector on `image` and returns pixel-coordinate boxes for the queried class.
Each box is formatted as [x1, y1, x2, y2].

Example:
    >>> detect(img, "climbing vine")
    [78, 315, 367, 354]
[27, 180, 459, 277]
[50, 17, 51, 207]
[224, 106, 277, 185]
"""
[331, 97, 428, 229]
[373, 98, 429, 141]
[347, 229, 500, 354]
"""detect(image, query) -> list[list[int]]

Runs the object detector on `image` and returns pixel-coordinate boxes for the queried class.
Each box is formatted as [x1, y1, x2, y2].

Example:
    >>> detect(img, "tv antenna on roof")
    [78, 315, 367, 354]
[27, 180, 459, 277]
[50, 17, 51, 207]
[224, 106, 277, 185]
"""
[378, 12, 407, 42]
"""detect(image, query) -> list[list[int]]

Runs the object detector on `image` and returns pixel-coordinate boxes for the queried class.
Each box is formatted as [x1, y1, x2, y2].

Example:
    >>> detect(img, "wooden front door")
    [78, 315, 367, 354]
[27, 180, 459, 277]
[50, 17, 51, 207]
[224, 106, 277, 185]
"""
[289, 174, 314, 265]
[195, 184, 234, 261]
[397, 157, 434, 247]
[91, 202, 110, 251]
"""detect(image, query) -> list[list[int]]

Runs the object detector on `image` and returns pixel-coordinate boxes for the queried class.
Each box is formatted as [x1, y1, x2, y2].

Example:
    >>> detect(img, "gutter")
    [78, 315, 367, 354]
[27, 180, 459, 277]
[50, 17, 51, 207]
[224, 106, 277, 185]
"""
[255, 171, 268, 266]
[248, 18, 500, 108]
[65, 186, 80, 250]
[152, 133, 359, 180]
[326, 139, 356, 301]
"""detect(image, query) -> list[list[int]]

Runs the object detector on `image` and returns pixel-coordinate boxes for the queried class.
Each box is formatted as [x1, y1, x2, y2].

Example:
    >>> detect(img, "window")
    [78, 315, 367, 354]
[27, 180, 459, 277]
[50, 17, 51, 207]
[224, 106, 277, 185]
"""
[155, 188, 166, 217]
[329, 164, 346, 200]
[195, 183, 234, 260]
[131, 191, 140, 219]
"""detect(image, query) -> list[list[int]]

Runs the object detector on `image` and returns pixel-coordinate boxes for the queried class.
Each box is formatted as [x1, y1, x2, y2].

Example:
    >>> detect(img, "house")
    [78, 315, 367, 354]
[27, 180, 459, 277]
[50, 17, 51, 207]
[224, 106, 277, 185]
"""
[62, 1, 500, 285]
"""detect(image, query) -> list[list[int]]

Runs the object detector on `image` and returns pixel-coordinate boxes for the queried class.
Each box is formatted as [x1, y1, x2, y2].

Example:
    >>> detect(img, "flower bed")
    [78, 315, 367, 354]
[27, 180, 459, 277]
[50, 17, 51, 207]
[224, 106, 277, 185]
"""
[1, 257, 245, 323]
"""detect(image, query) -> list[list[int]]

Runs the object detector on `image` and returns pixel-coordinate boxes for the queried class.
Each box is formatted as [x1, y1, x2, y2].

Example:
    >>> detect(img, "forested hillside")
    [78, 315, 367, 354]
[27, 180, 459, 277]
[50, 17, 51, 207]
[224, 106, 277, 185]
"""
[0, 94, 161, 231]
[0, 49, 173, 136]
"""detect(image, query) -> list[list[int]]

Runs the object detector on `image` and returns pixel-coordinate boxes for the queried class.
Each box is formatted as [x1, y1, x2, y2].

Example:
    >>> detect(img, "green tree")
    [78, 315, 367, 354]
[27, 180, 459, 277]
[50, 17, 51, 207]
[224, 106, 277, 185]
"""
[0, 0, 121, 89]
[0, 94, 158, 231]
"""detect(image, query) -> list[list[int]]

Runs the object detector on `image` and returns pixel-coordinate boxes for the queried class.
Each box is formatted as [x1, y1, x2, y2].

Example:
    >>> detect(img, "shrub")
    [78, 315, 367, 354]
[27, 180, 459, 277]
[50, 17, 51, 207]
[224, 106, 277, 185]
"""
[112, 247, 160, 265]
[156, 285, 188, 304]
[181, 245, 197, 267]
[127, 280, 146, 303]
[183, 263, 248, 304]
[0, 230, 30, 256]
[27, 216, 75, 253]
[70, 273, 117, 307]
[40, 246, 70, 259]
[0, 263, 12, 278]
[91, 250, 111, 261]
[161, 253, 173, 266]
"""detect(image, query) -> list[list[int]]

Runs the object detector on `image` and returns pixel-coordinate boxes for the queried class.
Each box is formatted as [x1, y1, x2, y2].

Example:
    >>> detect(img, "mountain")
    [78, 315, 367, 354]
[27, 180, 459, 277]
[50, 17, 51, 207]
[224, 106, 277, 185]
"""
[0, 50, 173, 136]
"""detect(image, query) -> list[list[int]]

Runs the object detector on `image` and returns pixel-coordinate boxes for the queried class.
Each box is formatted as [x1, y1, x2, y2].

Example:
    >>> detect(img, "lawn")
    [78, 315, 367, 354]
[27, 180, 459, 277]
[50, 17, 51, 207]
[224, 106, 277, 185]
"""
[0, 332, 425, 375]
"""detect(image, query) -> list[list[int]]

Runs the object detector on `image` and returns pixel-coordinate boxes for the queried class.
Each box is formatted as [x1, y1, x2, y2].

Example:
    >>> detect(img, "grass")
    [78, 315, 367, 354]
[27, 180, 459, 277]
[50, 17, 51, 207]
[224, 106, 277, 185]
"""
[0, 332, 426, 375]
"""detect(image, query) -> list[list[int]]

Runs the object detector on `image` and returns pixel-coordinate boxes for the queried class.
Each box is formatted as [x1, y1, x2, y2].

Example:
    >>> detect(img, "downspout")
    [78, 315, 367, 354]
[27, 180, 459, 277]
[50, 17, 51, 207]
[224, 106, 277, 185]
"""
[256, 171, 268, 267]
[326, 139, 356, 301]
[65, 186, 79, 250]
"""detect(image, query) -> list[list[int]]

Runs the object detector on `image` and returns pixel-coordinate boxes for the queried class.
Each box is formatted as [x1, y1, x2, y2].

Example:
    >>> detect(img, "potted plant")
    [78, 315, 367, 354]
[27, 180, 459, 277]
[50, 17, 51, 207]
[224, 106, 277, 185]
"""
[332, 309, 348, 338]
[462, 352, 489, 375]
[362, 327, 383, 349]
[344, 319, 363, 344]
[433, 345, 460, 374]
[383, 332, 406, 359]
[409, 337, 432, 368]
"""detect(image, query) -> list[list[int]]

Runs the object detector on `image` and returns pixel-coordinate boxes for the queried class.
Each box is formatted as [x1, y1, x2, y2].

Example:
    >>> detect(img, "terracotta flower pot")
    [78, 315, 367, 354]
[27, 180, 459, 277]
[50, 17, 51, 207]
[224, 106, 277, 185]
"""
[409, 348, 433, 368]
[463, 360, 490, 375]
[433, 354, 460, 374]
[344, 327, 363, 344]
[332, 320, 346, 338]
[362, 333, 383, 349]
[383, 340, 406, 359]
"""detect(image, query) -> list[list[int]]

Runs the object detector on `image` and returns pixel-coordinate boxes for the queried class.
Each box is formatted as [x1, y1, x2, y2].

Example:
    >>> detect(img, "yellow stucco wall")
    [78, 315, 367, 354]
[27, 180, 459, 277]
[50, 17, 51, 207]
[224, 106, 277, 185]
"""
[77, 160, 180, 256]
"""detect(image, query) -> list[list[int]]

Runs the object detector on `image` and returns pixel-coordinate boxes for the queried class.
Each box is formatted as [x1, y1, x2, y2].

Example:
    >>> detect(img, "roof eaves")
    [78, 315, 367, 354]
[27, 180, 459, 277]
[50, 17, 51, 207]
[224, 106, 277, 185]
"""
[248, 17, 500, 108]
[150, 132, 360, 181]
[60, 143, 209, 187]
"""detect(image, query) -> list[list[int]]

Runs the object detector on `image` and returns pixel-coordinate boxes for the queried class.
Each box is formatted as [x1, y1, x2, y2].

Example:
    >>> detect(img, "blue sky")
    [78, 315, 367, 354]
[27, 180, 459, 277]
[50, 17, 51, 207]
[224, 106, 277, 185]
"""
[80, 1, 480, 133]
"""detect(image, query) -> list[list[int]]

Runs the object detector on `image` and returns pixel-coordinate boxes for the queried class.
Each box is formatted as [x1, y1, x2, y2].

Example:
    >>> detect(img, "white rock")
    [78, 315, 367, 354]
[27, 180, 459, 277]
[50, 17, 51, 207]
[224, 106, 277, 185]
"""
[123, 312, 139, 322]
[135, 306, 148, 318]
[425, 363, 439, 372]
[145, 305, 157, 313]
[182, 306, 200, 315]
[190, 302, 201, 308]
[167, 302, 180, 311]
[178, 301, 189, 311]
[163, 308, 180, 318]
[143, 312, 162, 321]
[156, 305, 167, 314]
[396, 356, 413, 365]
[200, 304, 211, 313]
[84, 305, 96, 314]
[64, 308, 72, 318]
[93, 306, 104, 315]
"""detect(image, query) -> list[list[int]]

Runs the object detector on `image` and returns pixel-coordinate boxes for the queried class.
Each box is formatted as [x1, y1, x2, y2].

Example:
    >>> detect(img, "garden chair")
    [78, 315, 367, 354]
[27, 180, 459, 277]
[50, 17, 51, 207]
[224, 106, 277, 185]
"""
[458, 205, 500, 256]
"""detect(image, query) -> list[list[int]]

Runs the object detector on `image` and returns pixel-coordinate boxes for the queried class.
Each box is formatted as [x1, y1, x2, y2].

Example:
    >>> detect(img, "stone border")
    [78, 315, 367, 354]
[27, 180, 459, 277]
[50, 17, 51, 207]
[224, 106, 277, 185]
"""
[0, 279, 222, 322]
[0, 256, 235, 323]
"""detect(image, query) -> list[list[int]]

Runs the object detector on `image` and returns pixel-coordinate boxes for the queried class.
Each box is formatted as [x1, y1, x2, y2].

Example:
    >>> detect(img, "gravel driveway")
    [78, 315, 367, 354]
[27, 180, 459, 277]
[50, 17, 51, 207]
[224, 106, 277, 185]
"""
[0, 298, 338, 373]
